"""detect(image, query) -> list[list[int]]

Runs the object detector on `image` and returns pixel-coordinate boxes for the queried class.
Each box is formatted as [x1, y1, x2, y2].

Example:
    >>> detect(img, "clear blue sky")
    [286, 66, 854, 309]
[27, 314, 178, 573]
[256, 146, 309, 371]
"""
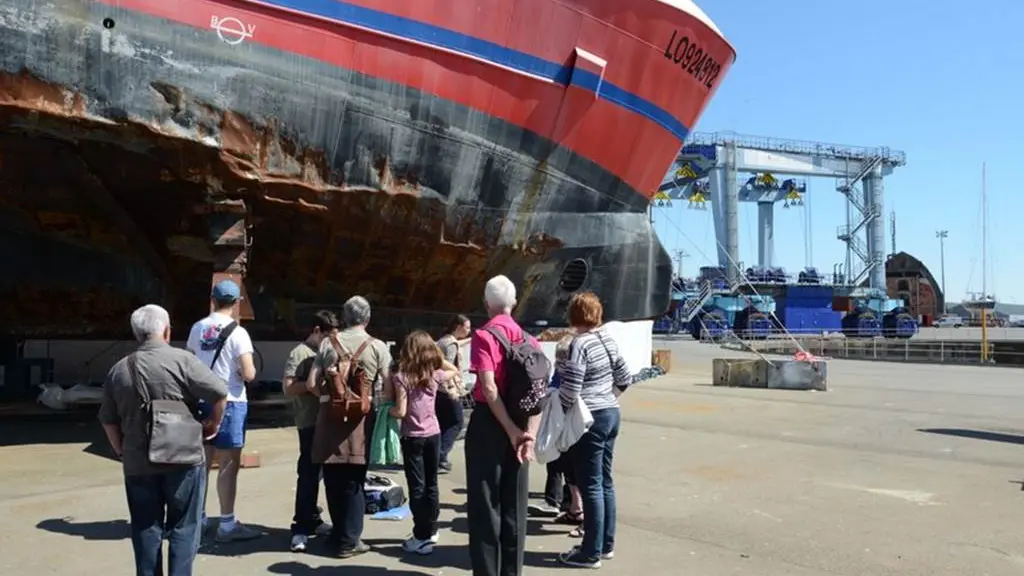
[653, 0, 1024, 303]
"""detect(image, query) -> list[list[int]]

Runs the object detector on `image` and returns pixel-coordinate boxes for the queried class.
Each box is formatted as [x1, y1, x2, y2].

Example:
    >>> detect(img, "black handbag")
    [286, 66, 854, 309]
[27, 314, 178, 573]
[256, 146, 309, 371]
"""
[128, 353, 204, 466]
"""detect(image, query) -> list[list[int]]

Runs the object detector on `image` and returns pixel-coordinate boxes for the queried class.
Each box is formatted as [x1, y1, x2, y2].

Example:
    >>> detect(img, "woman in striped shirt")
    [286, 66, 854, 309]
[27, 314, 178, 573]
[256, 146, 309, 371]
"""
[557, 292, 633, 569]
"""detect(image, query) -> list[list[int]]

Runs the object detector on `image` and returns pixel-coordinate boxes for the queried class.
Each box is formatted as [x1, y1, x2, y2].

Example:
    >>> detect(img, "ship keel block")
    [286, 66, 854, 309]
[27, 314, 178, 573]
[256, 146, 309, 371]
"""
[712, 358, 828, 391]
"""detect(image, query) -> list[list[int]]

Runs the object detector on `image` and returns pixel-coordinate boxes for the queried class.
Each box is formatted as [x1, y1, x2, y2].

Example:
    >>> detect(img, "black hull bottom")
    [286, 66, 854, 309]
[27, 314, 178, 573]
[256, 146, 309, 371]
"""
[0, 0, 672, 341]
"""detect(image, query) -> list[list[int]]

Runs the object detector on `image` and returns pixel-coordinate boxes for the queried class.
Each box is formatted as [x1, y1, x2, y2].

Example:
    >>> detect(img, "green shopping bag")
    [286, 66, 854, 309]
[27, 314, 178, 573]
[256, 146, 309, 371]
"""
[370, 401, 403, 467]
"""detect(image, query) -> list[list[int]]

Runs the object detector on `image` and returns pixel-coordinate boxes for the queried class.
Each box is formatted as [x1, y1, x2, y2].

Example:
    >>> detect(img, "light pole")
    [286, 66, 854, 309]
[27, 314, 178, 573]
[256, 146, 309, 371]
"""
[673, 249, 690, 278]
[935, 230, 948, 313]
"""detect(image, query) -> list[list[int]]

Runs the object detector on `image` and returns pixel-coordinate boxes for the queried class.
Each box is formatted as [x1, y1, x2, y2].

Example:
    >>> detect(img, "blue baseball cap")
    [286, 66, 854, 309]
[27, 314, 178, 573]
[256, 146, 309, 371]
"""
[212, 279, 241, 302]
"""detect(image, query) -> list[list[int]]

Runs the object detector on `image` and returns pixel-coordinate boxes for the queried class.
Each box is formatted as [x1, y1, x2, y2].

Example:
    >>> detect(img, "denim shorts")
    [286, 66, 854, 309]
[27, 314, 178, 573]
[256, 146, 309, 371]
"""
[198, 400, 248, 450]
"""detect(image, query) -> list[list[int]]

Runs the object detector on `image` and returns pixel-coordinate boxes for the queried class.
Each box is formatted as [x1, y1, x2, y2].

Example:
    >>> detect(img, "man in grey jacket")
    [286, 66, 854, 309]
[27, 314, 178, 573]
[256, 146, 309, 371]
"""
[98, 304, 229, 576]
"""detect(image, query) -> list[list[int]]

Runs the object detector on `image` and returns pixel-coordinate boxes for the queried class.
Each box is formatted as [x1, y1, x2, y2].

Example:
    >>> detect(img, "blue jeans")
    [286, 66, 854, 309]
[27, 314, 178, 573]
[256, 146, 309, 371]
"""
[571, 407, 620, 558]
[124, 465, 206, 576]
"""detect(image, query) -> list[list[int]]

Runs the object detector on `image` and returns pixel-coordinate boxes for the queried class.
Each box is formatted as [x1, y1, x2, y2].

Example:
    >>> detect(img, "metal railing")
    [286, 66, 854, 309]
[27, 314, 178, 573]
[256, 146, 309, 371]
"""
[718, 332, 1024, 368]
[683, 131, 907, 166]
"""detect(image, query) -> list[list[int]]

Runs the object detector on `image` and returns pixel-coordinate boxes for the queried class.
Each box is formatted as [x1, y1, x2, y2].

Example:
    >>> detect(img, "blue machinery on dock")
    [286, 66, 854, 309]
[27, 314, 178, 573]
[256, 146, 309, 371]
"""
[652, 132, 916, 340]
[654, 276, 919, 340]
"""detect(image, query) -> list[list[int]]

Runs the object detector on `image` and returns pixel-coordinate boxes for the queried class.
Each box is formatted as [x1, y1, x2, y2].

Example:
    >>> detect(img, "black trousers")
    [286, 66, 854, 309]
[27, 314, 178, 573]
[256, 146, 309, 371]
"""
[291, 426, 325, 536]
[436, 393, 465, 464]
[322, 463, 368, 550]
[401, 434, 441, 540]
[544, 456, 573, 510]
[465, 404, 529, 576]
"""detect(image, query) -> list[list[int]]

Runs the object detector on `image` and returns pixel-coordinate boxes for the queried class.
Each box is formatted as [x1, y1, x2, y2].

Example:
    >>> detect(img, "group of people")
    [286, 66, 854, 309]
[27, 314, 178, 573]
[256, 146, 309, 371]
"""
[98, 274, 633, 576]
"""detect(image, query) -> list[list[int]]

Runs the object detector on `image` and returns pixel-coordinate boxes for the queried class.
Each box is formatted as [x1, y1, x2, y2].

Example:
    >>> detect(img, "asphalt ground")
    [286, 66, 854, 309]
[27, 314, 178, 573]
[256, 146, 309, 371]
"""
[2, 340, 1023, 575]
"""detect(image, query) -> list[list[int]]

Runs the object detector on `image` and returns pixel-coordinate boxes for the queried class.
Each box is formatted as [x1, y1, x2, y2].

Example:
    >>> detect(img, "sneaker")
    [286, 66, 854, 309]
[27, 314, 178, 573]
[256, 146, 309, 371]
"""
[402, 536, 435, 555]
[439, 460, 453, 474]
[336, 540, 371, 558]
[565, 545, 613, 561]
[313, 522, 333, 536]
[528, 502, 560, 518]
[558, 547, 602, 569]
[430, 531, 439, 543]
[215, 522, 263, 543]
[290, 534, 308, 552]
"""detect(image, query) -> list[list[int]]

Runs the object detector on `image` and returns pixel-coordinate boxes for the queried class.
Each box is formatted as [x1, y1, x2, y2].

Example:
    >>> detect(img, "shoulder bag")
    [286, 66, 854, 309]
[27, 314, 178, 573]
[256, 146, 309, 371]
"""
[128, 353, 205, 466]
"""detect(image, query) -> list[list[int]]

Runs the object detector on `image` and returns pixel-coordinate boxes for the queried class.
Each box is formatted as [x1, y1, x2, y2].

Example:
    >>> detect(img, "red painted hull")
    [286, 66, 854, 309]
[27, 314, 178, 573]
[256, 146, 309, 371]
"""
[95, 0, 734, 196]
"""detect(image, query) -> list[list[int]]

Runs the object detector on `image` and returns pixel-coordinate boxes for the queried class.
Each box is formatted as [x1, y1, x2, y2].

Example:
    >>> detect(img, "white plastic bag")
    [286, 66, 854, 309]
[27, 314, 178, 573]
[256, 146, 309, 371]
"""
[62, 384, 105, 405]
[557, 397, 593, 453]
[37, 384, 68, 411]
[534, 393, 565, 464]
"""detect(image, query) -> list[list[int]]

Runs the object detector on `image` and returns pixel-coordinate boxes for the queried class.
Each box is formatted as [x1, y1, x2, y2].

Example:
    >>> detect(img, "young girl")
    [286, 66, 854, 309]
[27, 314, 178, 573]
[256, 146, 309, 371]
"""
[388, 330, 459, 555]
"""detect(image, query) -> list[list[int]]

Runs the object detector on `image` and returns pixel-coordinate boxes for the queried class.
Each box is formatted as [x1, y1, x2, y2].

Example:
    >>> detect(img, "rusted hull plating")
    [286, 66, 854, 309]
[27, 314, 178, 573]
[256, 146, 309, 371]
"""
[0, 0, 692, 340]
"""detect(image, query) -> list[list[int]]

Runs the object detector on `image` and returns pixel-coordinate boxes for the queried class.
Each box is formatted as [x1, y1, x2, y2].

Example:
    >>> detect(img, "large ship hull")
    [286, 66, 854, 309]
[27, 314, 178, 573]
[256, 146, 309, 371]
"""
[0, 0, 733, 340]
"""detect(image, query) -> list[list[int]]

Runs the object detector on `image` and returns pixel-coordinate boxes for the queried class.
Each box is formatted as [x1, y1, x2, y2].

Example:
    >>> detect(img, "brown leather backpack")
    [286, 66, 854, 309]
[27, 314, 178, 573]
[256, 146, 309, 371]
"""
[326, 336, 373, 422]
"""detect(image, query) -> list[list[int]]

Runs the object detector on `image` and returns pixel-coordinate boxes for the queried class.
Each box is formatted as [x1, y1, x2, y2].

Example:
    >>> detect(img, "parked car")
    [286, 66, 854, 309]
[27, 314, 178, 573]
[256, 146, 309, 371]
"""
[933, 315, 963, 328]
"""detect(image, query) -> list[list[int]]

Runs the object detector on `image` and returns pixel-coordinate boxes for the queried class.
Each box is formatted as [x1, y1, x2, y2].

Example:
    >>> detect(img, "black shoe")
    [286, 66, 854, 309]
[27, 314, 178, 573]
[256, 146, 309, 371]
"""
[439, 460, 453, 473]
[336, 541, 371, 558]
[559, 547, 601, 569]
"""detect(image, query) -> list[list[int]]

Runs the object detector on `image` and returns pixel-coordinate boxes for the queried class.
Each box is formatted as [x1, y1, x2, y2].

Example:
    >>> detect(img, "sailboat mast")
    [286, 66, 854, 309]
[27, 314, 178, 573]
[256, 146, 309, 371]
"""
[982, 162, 987, 298]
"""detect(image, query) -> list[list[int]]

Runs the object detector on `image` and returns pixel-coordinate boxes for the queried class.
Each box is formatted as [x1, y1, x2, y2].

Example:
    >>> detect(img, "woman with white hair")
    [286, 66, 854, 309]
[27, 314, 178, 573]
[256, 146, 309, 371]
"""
[465, 275, 540, 576]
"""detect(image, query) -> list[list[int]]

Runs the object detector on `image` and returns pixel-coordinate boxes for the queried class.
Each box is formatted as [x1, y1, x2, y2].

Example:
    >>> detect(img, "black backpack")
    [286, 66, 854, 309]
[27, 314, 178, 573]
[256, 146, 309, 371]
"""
[485, 326, 552, 427]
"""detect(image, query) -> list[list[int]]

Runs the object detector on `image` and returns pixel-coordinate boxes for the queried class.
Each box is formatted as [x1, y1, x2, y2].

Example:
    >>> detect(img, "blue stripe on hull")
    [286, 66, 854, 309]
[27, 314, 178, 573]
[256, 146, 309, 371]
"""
[263, 0, 691, 140]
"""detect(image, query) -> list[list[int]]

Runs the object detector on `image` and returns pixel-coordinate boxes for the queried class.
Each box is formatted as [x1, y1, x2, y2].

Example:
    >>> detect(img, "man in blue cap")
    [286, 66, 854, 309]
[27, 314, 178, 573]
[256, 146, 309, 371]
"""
[186, 279, 260, 542]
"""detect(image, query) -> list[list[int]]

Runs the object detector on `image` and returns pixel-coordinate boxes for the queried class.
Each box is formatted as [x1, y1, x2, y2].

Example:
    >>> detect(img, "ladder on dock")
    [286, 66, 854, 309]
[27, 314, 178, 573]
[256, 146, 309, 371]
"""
[680, 280, 713, 323]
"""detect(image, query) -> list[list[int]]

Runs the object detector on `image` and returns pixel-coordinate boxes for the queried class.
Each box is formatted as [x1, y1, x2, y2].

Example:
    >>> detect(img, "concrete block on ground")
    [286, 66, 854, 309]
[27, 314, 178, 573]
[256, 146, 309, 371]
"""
[713, 358, 827, 391]
[652, 349, 672, 373]
[768, 360, 827, 391]
[712, 358, 767, 388]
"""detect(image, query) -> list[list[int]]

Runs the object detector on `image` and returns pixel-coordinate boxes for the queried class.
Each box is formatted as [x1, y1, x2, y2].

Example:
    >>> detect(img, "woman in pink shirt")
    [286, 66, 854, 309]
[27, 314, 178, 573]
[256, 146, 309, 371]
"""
[388, 331, 459, 555]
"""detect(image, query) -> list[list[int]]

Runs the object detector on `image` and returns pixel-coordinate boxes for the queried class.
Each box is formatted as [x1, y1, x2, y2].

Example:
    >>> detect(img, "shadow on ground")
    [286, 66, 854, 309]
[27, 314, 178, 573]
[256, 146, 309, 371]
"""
[268, 561, 428, 575]
[37, 517, 130, 540]
[918, 428, 1024, 445]
[0, 420, 107, 448]
[362, 538, 569, 572]
[0, 417, 290, 451]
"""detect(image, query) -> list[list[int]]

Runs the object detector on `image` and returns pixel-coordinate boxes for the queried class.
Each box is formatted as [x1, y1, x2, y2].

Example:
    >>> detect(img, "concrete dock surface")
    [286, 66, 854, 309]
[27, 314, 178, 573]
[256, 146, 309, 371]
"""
[3, 340, 1024, 575]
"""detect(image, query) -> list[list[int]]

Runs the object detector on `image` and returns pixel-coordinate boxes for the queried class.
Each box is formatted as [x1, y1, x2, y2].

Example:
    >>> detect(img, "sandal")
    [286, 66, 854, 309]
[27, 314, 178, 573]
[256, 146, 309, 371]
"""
[554, 511, 583, 525]
[568, 526, 584, 538]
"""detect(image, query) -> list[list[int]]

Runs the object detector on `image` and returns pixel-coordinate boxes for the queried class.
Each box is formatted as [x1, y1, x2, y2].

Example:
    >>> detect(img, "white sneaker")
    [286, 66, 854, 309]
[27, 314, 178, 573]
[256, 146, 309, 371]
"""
[290, 534, 308, 552]
[430, 531, 439, 543]
[402, 536, 435, 555]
